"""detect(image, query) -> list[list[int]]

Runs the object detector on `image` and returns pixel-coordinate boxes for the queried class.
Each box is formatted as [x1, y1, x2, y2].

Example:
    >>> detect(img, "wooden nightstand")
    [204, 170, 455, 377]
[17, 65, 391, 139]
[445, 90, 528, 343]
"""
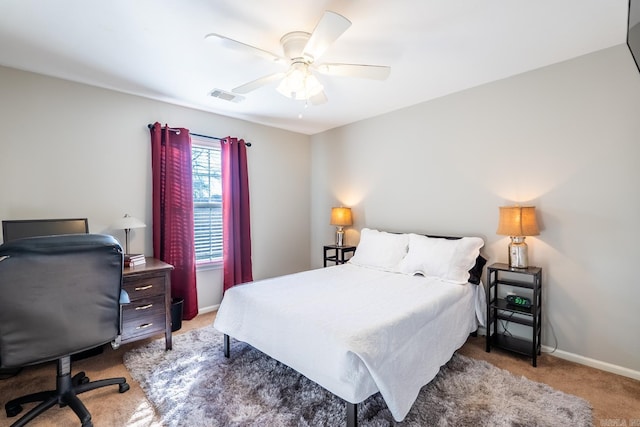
[121, 258, 174, 350]
[323, 245, 356, 267]
[485, 263, 542, 367]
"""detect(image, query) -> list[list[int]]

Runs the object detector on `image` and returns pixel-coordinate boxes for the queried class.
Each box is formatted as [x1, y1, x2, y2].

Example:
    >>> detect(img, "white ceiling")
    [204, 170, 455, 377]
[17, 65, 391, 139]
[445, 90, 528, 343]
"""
[0, 0, 630, 135]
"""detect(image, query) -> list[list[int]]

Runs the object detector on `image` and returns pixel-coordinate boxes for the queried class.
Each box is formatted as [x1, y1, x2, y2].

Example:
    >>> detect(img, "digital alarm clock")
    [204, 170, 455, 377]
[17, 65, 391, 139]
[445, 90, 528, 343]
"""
[505, 294, 532, 309]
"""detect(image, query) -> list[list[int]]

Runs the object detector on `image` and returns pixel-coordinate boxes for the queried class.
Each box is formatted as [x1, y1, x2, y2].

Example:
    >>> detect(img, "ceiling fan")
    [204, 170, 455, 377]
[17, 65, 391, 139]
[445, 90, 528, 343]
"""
[205, 10, 391, 105]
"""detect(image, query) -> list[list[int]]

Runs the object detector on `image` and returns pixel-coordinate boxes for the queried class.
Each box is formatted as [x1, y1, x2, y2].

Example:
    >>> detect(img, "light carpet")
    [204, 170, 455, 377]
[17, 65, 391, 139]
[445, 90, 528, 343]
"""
[123, 324, 593, 426]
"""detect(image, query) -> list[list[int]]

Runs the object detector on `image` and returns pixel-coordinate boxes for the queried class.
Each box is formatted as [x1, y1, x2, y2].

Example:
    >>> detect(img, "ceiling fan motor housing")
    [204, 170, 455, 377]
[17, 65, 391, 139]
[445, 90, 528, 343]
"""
[280, 31, 312, 62]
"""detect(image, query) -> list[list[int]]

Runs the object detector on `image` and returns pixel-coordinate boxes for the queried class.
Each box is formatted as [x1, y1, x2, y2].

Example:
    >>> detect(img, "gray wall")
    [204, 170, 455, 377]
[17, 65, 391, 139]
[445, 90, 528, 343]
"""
[0, 65, 312, 311]
[311, 44, 640, 377]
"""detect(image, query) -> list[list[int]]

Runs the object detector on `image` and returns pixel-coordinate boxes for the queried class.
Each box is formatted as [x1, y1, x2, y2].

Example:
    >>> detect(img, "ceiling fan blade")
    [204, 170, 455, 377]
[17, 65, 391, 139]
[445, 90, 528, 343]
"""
[315, 63, 391, 80]
[309, 90, 328, 105]
[302, 11, 351, 61]
[232, 72, 286, 94]
[205, 33, 284, 64]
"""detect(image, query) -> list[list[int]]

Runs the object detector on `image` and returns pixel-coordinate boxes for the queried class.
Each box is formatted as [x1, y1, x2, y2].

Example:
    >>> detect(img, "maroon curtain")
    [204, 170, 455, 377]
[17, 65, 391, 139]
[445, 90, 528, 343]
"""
[150, 122, 198, 320]
[221, 136, 253, 292]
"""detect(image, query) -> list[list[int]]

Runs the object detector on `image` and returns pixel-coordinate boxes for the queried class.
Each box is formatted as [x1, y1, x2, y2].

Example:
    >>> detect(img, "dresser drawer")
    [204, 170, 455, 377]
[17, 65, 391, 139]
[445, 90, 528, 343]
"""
[122, 295, 166, 341]
[123, 275, 165, 299]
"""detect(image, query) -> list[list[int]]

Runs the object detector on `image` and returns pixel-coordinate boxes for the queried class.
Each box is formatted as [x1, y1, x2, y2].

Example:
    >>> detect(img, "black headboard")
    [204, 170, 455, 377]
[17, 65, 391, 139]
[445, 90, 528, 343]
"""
[2, 218, 89, 243]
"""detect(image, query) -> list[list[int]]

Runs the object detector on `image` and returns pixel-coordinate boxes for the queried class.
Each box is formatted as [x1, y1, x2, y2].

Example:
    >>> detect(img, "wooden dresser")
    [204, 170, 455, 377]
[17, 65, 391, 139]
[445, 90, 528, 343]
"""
[121, 258, 174, 350]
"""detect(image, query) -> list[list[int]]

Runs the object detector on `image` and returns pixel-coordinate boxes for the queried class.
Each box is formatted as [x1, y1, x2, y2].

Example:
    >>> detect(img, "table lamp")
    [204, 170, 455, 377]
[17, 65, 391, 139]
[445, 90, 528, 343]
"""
[112, 214, 146, 254]
[330, 207, 352, 247]
[496, 206, 539, 269]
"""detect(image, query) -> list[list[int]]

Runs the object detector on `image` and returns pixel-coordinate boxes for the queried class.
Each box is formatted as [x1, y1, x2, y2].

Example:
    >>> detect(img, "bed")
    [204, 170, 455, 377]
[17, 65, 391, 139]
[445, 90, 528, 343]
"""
[214, 229, 487, 426]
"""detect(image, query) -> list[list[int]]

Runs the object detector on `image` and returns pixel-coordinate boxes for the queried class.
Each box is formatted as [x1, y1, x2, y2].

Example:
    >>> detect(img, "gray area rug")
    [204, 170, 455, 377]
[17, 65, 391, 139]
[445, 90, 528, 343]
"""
[123, 324, 593, 426]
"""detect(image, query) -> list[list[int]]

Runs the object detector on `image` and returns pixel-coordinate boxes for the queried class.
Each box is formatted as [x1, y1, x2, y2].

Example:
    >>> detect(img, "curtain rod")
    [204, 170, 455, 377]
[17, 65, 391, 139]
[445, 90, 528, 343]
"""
[146, 124, 252, 147]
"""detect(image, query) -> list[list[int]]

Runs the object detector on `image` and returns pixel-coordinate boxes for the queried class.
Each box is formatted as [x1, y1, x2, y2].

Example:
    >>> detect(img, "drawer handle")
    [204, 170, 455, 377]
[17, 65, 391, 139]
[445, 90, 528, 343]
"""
[135, 304, 153, 311]
[134, 284, 153, 291]
[136, 323, 153, 330]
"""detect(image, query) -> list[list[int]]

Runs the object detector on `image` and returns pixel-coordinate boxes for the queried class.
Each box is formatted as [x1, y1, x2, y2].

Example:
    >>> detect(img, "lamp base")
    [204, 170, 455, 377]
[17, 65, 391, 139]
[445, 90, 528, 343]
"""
[335, 227, 345, 247]
[124, 228, 130, 255]
[508, 236, 529, 269]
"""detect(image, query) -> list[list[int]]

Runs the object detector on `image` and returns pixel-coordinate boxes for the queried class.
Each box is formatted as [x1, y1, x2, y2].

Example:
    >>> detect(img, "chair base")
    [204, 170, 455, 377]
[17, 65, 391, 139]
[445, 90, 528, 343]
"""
[4, 356, 129, 427]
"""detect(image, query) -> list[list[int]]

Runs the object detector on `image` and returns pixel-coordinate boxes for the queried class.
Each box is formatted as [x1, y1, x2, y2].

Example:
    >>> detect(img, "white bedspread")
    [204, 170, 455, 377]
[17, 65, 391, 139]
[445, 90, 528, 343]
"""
[214, 263, 485, 421]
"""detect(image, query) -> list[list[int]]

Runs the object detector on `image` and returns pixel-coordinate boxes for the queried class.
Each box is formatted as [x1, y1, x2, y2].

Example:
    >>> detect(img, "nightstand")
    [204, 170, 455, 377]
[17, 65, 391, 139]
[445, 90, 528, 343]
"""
[485, 263, 542, 367]
[121, 258, 174, 350]
[323, 245, 356, 267]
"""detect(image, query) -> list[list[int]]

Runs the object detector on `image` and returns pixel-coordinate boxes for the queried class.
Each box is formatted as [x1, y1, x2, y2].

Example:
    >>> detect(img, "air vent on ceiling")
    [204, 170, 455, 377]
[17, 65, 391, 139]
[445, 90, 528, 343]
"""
[210, 88, 244, 103]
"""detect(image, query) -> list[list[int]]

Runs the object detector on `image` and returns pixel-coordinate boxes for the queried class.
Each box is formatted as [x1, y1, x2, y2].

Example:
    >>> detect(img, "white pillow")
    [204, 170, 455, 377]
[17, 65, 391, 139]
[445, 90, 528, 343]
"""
[348, 228, 409, 272]
[398, 234, 484, 284]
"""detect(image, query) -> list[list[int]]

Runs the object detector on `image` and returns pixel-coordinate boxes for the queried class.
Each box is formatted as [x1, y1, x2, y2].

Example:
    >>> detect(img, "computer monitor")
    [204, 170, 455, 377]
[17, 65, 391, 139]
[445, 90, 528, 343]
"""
[1, 218, 89, 243]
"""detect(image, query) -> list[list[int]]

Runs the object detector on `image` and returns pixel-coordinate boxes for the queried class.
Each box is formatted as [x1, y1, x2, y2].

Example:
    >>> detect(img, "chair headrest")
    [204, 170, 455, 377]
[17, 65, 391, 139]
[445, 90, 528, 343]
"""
[0, 234, 122, 256]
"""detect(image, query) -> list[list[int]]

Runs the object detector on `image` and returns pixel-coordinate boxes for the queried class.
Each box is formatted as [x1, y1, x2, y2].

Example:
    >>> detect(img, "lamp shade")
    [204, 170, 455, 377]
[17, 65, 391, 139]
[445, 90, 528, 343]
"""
[112, 214, 146, 231]
[330, 207, 353, 227]
[496, 206, 539, 237]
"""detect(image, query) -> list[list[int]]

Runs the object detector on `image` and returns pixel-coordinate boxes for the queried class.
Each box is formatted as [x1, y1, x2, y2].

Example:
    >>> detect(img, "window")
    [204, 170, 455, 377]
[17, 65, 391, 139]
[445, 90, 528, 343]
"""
[192, 140, 222, 263]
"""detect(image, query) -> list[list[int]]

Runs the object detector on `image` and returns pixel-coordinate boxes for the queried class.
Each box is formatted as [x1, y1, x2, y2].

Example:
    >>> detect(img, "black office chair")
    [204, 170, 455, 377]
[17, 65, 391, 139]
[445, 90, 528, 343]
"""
[0, 234, 130, 427]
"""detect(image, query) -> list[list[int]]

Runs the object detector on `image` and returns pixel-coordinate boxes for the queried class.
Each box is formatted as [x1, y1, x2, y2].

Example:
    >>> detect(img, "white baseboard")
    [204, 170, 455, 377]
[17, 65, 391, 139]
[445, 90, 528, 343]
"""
[198, 304, 220, 315]
[541, 345, 640, 381]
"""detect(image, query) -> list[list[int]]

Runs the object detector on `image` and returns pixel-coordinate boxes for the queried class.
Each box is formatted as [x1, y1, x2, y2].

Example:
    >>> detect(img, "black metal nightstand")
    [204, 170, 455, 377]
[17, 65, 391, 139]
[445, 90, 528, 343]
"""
[486, 263, 542, 367]
[323, 245, 356, 267]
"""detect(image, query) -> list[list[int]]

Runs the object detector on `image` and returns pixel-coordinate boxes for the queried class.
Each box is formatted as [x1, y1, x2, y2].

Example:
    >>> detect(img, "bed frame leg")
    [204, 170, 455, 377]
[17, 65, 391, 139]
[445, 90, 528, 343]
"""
[346, 402, 357, 427]
[223, 334, 230, 358]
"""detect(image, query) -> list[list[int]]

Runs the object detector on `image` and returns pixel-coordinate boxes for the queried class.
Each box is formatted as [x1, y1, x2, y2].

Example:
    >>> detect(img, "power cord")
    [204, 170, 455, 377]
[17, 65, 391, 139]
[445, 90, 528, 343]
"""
[499, 311, 514, 337]
[542, 317, 558, 354]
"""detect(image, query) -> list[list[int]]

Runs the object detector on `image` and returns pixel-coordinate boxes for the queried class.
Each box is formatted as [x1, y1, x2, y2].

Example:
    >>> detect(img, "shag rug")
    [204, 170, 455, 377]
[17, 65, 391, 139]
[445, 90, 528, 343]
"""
[123, 325, 593, 426]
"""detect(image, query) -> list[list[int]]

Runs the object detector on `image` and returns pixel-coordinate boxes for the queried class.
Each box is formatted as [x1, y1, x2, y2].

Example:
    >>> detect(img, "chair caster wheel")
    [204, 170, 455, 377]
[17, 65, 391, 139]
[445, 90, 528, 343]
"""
[81, 420, 93, 427]
[6, 403, 23, 418]
[119, 382, 130, 393]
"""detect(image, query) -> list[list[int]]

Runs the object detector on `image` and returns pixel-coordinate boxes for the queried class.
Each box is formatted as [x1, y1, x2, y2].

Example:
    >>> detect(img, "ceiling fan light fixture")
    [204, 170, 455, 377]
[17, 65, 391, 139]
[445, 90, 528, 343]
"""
[276, 62, 323, 101]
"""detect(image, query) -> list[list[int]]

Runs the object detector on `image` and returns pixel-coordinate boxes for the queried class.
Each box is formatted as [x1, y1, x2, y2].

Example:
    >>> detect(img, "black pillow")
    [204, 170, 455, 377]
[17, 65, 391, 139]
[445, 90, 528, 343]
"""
[467, 255, 487, 285]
